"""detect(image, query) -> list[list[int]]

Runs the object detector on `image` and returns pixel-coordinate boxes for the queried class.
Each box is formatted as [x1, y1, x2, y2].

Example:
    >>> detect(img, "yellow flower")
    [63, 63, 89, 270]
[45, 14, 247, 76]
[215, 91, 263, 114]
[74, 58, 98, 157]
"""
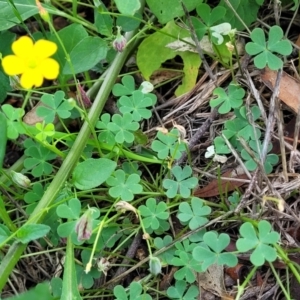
[2, 36, 59, 89]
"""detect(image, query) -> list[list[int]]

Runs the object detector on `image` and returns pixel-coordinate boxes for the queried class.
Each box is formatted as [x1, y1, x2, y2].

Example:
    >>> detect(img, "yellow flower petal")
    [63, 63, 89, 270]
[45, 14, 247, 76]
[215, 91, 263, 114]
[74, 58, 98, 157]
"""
[12, 36, 34, 59]
[39, 58, 60, 79]
[2, 55, 25, 75]
[34, 39, 57, 59]
[20, 69, 43, 89]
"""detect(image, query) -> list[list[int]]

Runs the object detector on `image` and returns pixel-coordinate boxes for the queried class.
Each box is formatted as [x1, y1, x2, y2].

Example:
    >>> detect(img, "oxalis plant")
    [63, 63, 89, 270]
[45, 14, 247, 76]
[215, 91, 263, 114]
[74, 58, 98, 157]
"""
[0, 0, 299, 300]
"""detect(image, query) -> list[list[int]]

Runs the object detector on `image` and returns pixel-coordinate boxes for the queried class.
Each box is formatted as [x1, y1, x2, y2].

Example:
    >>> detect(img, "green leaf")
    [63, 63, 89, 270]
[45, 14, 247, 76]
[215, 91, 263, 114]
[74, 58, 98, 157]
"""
[219, 0, 263, 30]
[72, 158, 117, 190]
[236, 220, 280, 266]
[241, 140, 279, 174]
[24, 139, 57, 177]
[112, 75, 136, 96]
[24, 182, 46, 214]
[107, 113, 140, 144]
[50, 24, 88, 70]
[245, 26, 292, 70]
[146, 0, 201, 24]
[210, 83, 245, 114]
[167, 280, 199, 300]
[139, 198, 169, 230]
[56, 198, 81, 219]
[154, 235, 176, 265]
[172, 251, 203, 283]
[118, 90, 156, 121]
[106, 169, 143, 201]
[96, 113, 116, 147]
[4, 283, 55, 300]
[151, 128, 186, 160]
[177, 197, 211, 229]
[1, 104, 25, 139]
[17, 224, 50, 243]
[63, 36, 107, 74]
[37, 91, 73, 124]
[163, 166, 198, 198]
[193, 231, 238, 270]
[0, 0, 38, 31]
[114, 282, 152, 300]
[115, 0, 140, 15]
[116, 12, 141, 32]
[0, 70, 11, 104]
[137, 20, 201, 96]
[94, 2, 113, 36]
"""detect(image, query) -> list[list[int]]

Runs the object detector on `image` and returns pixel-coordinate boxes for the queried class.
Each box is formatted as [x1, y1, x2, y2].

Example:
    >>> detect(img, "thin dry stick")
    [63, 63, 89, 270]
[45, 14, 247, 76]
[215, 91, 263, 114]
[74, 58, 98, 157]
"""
[180, 1, 216, 81]
[290, 106, 300, 172]
[275, 93, 288, 181]
[261, 68, 283, 162]
[234, 169, 259, 213]
[245, 70, 268, 124]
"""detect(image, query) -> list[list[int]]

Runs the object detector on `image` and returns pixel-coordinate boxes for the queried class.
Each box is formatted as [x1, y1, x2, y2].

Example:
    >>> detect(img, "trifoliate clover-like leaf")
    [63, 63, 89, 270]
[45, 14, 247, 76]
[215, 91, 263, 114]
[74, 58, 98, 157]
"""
[112, 75, 136, 96]
[163, 166, 198, 198]
[118, 90, 155, 121]
[106, 169, 143, 201]
[236, 220, 280, 266]
[192, 231, 238, 271]
[167, 280, 199, 300]
[96, 113, 116, 147]
[177, 197, 211, 230]
[37, 91, 73, 124]
[245, 25, 292, 70]
[151, 128, 186, 159]
[210, 83, 245, 114]
[241, 140, 279, 174]
[139, 198, 169, 230]
[107, 113, 139, 144]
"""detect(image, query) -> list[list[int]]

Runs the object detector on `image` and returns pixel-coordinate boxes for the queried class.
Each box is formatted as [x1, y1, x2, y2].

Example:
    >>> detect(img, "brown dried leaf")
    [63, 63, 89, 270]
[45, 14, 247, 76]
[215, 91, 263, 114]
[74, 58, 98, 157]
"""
[261, 68, 300, 113]
[194, 169, 248, 198]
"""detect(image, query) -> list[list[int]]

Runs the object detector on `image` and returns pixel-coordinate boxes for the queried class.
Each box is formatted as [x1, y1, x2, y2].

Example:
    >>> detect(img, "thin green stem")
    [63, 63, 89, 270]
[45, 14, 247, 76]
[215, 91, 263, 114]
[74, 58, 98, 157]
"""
[85, 199, 117, 273]
[235, 266, 258, 300]
[274, 243, 300, 284]
[269, 262, 291, 300]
